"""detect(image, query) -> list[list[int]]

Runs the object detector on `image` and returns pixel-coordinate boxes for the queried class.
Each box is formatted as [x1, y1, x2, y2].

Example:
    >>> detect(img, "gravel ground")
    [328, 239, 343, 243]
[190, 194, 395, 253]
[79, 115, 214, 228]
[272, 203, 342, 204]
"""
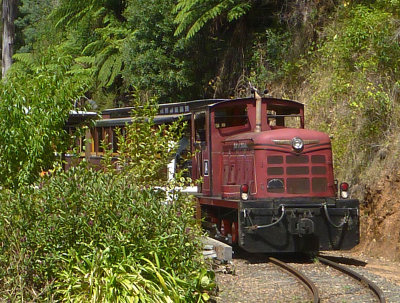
[214, 249, 400, 303]
[214, 257, 310, 302]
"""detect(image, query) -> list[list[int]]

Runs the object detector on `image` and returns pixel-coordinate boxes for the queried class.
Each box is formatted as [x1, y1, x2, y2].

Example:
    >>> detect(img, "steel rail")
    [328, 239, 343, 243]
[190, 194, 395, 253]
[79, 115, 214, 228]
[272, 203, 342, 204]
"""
[317, 256, 386, 303]
[269, 257, 320, 303]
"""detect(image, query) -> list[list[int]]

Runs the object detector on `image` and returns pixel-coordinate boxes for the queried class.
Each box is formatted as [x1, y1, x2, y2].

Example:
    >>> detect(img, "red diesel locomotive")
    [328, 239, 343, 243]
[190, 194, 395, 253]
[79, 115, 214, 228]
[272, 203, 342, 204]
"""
[66, 93, 359, 253]
[190, 93, 359, 253]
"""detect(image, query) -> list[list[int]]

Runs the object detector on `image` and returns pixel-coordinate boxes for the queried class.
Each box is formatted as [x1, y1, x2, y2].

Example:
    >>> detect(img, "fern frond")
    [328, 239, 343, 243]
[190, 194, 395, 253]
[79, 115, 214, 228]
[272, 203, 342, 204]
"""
[13, 53, 36, 68]
[174, 0, 207, 35]
[50, 0, 97, 28]
[186, 1, 228, 39]
[106, 56, 122, 87]
[227, 3, 251, 22]
[75, 56, 95, 66]
[98, 54, 117, 87]
[82, 40, 105, 56]
[174, 0, 253, 39]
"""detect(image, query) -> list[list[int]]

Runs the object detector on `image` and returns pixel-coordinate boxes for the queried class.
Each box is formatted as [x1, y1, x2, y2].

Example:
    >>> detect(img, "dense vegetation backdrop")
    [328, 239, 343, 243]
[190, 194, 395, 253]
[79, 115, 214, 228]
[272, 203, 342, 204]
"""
[1, 0, 400, 299]
[2, 0, 399, 184]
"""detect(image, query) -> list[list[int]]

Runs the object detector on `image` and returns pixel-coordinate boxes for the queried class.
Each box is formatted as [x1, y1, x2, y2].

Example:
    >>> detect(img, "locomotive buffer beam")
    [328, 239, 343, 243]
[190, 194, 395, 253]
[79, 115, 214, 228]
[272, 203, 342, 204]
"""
[243, 207, 318, 236]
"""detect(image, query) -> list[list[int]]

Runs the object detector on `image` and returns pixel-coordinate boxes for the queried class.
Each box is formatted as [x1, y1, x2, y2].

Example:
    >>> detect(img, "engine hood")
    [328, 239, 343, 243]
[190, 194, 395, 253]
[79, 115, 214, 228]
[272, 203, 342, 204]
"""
[223, 128, 331, 148]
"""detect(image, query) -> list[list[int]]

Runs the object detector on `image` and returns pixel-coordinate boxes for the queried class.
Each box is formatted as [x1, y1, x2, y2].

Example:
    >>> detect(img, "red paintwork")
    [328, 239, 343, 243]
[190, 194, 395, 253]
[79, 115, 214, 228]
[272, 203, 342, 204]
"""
[192, 97, 335, 201]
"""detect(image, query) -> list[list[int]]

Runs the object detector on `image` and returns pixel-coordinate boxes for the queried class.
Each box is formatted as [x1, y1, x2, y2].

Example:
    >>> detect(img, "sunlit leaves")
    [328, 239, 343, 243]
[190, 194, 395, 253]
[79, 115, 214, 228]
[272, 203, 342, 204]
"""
[174, 0, 252, 39]
[0, 127, 212, 300]
[0, 50, 90, 188]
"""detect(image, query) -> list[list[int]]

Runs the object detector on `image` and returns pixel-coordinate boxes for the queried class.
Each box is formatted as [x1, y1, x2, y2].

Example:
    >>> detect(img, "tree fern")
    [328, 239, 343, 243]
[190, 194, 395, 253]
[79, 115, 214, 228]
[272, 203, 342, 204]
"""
[51, 1, 129, 89]
[50, 1, 97, 28]
[186, 2, 228, 39]
[174, 0, 252, 39]
[227, 2, 251, 22]
[91, 23, 129, 88]
[74, 56, 95, 67]
[106, 55, 122, 87]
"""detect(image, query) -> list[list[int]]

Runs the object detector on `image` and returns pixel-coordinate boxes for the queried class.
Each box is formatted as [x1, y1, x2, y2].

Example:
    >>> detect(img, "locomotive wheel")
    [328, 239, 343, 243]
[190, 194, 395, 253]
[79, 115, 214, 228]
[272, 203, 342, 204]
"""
[220, 219, 231, 236]
[231, 221, 238, 244]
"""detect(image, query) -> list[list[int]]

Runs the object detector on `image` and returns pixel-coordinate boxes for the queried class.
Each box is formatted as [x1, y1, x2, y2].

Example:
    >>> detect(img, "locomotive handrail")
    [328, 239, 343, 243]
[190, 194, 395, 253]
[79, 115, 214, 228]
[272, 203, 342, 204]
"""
[323, 203, 348, 228]
[246, 205, 285, 230]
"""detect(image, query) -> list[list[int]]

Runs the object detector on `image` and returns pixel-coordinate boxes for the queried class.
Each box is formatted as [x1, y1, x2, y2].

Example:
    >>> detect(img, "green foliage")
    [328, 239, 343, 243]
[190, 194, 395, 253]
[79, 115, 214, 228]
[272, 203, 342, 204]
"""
[55, 246, 214, 302]
[0, 49, 90, 189]
[122, 0, 193, 102]
[302, 4, 400, 180]
[248, 29, 293, 89]
[51, 0, 128, 94]
[116, 97, 186, 186]
[0, 166, 212, 301]
[50, 0, 124, 29]
[11, 0, 270, 103]
[174, 0, 252, 39]
[49, 0, 198, 104]
[317, 5, 398, 73]
[0, 94, 213, 301]
[80, 19, 129, 88]
[15, 0, 55, 53]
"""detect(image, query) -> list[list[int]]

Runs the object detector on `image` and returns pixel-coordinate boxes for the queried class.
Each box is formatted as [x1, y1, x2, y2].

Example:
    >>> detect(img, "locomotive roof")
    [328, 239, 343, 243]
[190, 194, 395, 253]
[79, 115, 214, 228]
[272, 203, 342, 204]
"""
[66, 97, 303, 127]
[100, 97, 303, 118]
[207, 97, 304, 110]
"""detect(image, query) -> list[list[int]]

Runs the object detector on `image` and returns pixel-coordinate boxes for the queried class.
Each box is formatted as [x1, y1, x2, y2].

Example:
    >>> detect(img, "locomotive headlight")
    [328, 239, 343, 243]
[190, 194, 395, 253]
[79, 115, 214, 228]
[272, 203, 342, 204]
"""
[291, 137, 304, 152]
[340, 182, 349, 199]
[240, 184, 249, 200]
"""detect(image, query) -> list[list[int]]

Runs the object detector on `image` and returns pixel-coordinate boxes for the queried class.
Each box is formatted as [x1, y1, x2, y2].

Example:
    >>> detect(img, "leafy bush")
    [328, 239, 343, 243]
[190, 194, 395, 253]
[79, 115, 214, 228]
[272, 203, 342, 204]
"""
[0, 93, 213, 301]
[0, 165, 213, 301]
[249, 29, 293, 89]
[0, 50, 90, 189]
[115, 99, 186, 187]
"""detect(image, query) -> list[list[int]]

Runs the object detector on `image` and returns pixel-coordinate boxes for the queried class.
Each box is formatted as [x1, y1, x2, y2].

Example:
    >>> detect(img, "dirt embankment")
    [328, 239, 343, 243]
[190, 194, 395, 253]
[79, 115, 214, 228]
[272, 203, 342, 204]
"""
[357, 172, 400, 261]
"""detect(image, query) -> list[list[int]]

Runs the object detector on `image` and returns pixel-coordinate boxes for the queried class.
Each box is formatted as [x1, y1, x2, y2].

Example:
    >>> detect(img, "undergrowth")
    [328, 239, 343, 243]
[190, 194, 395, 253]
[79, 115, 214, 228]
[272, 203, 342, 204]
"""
[305, 3, 400, 184]
[0, 96, 214, 301]
[0, 166, 213, 301]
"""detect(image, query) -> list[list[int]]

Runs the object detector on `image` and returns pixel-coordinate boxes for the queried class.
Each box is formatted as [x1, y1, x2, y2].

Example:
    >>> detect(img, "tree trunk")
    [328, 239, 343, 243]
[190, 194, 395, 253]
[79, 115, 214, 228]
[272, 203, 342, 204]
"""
[2, 0, 16, 78]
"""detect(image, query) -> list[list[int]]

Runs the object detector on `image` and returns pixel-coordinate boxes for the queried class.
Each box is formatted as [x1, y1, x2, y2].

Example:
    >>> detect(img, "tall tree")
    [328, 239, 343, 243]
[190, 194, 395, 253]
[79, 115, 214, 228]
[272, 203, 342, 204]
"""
[122, 0, 192, 102]
[15, 0, 54, 53]
[2, 0, 17, 78]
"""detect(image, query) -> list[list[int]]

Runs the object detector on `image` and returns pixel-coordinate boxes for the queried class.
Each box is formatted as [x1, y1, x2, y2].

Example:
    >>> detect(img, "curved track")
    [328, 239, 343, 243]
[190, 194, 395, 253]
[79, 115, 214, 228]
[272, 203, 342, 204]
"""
[269, 255, 386, 303]
[269, 257, 320, 303]
[317, 256, 386, 303]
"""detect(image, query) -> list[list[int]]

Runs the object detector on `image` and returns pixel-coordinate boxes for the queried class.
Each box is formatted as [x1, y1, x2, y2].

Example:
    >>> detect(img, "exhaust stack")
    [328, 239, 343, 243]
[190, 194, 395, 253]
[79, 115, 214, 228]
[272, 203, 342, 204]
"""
[254, 90, 262, 133]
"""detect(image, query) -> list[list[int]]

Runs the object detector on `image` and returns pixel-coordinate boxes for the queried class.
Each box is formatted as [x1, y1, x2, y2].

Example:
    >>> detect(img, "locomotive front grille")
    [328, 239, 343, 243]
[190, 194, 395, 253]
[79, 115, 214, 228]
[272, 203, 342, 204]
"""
[266, 154, 328, 194]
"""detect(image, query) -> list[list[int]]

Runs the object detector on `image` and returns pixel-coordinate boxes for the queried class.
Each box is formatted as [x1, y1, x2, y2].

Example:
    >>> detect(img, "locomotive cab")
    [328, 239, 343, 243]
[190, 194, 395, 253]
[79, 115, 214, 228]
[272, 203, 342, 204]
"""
[193, 96, 360, 253]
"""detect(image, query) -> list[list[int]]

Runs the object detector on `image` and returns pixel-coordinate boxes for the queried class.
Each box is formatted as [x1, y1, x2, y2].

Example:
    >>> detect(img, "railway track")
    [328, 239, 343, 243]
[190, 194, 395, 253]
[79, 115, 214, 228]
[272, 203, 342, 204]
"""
[268, 255, 386, 303]
[317, 256, 386, 303]
[269, 256, 320, 303]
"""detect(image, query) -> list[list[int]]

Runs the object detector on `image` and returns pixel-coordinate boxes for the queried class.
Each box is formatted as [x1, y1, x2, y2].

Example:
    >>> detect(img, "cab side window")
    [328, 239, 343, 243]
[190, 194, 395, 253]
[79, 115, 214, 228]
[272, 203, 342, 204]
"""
[194, 112, 206, 143]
